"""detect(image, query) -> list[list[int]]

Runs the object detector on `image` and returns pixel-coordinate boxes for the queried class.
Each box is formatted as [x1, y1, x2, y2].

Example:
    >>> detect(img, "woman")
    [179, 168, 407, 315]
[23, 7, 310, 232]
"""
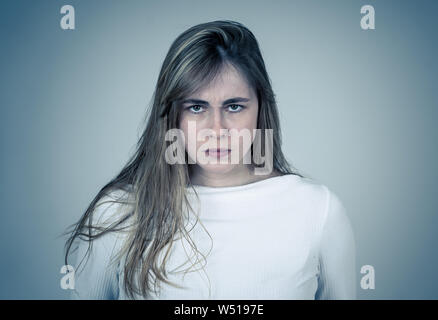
[64, 20, 356, 300]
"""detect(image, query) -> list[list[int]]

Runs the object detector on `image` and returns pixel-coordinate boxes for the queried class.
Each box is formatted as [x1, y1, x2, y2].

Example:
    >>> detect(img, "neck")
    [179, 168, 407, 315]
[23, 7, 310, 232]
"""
[189, 164, 281, 187]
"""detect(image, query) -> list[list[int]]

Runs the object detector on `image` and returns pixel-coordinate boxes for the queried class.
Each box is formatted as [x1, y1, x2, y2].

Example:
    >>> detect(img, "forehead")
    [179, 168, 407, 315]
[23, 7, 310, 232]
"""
[188, 64, 255, 102]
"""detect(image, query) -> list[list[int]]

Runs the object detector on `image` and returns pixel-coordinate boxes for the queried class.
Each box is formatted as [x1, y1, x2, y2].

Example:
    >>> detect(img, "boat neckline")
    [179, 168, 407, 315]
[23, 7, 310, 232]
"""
[186, 173, 300, 194]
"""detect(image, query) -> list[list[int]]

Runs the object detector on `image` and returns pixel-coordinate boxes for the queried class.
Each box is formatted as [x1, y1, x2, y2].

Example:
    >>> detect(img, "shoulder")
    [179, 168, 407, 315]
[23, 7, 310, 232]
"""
[303, 181, 355, 251]
[284, 174, 350, 230]
[287, 174, 345, 207]
[284, 174, 328, 206]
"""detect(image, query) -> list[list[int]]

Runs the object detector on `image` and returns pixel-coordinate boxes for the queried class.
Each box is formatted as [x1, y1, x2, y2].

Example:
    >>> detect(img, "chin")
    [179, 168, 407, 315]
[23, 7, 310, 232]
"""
[198, 163, 238, 175]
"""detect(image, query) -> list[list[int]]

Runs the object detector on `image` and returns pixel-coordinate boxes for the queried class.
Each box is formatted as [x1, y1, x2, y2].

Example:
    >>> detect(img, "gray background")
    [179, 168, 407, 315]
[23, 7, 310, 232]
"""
[1, 0, 437, 299]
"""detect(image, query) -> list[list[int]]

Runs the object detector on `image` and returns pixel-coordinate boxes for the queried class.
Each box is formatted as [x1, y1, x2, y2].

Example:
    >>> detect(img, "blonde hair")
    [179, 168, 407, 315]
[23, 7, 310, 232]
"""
[63, 19, 304, 299]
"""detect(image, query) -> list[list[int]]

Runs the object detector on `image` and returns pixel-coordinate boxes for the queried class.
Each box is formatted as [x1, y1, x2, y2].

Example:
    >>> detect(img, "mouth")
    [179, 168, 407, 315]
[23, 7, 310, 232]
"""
[205, 148, 231, 158]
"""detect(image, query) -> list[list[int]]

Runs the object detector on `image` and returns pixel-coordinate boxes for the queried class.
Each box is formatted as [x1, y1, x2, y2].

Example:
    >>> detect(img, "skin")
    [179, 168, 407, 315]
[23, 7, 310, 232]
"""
[179, 63, 281, 187]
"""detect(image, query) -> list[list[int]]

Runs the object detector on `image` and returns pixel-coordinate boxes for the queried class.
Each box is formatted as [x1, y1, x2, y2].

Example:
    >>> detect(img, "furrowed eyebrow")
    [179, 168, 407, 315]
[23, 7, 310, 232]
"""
[181, 97, 250, 106]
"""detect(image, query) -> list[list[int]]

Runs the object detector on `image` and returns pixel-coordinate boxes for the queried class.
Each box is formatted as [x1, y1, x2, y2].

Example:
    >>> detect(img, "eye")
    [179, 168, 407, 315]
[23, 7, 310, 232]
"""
[227, 104, 245, 113]
[187, 105, 205, 114]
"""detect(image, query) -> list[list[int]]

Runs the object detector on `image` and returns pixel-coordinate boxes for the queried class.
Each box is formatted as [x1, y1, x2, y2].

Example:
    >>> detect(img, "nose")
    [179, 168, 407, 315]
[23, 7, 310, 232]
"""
[209, 107, 229, 138]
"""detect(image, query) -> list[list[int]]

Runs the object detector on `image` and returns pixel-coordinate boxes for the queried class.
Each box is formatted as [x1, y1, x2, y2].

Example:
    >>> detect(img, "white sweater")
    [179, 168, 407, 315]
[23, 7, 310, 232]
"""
[70, 174, 356, 299]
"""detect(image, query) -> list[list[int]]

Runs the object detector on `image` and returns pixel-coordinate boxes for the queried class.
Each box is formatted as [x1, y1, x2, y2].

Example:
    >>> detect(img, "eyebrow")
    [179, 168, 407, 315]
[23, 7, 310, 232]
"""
[181, 97, 250, 106]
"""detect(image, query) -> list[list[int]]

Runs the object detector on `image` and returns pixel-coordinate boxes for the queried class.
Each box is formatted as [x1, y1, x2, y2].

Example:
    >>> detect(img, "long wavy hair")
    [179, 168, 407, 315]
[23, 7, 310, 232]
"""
[63, 19, 305, 299]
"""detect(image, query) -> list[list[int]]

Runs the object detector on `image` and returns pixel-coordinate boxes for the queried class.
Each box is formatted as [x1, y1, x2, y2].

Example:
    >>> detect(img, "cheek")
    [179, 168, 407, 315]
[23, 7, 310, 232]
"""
[178, 119, 189, 150]
[229, 117, 258, 154]
[179, 116, 193, 141]
[238, 105, 258, 131]
[179, 119, 201, 160]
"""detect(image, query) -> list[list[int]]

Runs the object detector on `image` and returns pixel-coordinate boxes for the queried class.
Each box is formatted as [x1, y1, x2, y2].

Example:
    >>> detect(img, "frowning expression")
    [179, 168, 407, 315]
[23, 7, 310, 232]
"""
[178, 63, 259, 174]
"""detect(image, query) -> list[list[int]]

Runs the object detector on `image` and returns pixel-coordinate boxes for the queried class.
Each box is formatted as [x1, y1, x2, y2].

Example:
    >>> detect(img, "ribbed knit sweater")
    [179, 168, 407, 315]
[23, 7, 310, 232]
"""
[70, 174, 356, 299]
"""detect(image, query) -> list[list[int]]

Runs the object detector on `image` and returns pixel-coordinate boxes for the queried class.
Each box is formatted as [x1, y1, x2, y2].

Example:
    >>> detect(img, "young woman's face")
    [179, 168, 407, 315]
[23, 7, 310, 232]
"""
[179, 64, 259, 175]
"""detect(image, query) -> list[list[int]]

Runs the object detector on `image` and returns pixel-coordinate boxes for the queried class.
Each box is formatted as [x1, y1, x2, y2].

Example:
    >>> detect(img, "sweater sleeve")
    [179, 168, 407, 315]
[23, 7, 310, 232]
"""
[315, 187, 357, 300]
[70, 196, 128, 300]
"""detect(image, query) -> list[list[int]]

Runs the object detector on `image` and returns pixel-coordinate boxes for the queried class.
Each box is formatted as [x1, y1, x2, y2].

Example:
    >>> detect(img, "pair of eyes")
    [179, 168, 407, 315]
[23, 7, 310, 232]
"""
[185, 104, 245, 114]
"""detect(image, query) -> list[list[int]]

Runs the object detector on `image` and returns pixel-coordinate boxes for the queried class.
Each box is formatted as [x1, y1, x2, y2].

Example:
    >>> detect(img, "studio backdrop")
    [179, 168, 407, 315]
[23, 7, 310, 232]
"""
[0, 0, 437, 299]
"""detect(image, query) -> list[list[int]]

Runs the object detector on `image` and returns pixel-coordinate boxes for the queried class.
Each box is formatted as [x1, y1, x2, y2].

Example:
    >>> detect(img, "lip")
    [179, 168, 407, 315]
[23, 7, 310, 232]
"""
[205, 149, 231, 158]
